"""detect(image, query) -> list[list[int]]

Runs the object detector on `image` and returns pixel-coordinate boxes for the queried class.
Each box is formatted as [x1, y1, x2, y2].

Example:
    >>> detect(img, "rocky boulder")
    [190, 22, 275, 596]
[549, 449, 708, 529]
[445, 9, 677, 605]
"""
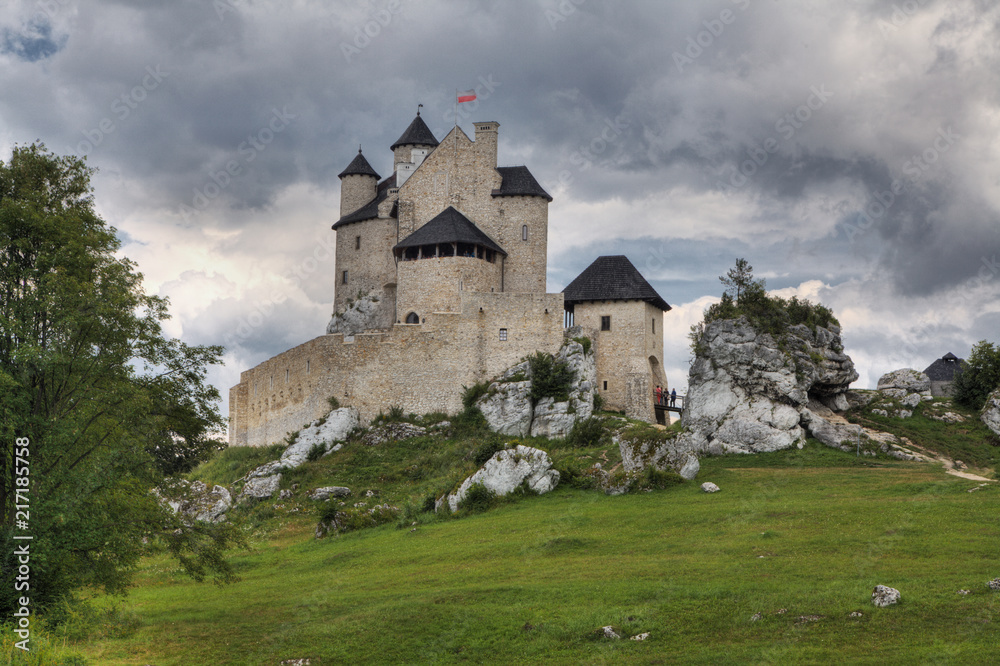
[445, 445, 560, 513]
[361, 422, 427, 446]
[309, 486, 352, 500]
[477, 340, 597, 439]
[156, 480, 232, 523]
[326, 291, 393, 335]
[280, 408, 359, 467]
[618, 431, 700, 480]
[877, 369, 931, 395]
[677, 317, 858, 455]
[871, 585, 900, 607]
[982, 389, 1000, 437]
[239, 473, 281, 502]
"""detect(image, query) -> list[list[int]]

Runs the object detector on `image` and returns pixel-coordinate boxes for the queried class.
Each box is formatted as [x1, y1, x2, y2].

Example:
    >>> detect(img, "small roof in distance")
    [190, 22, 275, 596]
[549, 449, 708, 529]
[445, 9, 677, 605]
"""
[563, 255, 671, 312]
[394, 206, 506, 255]
[338, 148, 380, 180]
[390, 113, 439, 150]
[923, 352, 964, 381]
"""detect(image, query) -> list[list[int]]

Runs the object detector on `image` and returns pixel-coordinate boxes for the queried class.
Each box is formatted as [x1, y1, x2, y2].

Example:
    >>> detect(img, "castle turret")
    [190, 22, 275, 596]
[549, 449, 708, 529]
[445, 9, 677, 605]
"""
[391, 111, 439, 185]
[338, 148, 380, 218]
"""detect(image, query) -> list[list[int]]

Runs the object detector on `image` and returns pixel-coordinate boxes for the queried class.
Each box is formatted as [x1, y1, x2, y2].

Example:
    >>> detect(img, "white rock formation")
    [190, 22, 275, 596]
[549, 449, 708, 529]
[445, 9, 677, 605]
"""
[877, 369, 931, 395]
[239, 473, 281, 502]
[446, 445, 560, 513]
[326, 291, 393, 335]
[982, 389, 1000, 436]
[156, 480, 232, 523]
[701, 482, 720, 493]
[871, 585, 900, 607]
[361, 422, 428, 446]
[308, 486, 352, 500]
[280, 408, 359, 467]
[618, 434, 700, 480]
[477, 340, 597, 439]
[676, 318, 859, 455]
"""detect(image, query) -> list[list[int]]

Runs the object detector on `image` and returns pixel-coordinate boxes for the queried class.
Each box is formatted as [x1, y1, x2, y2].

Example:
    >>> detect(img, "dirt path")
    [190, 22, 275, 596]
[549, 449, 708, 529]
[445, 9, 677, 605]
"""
[901, 441, 996, 483]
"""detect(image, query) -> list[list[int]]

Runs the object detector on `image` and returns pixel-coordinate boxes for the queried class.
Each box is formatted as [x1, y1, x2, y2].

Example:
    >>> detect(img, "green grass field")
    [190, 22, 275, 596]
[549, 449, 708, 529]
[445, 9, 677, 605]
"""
[12, 402, 1000, 665]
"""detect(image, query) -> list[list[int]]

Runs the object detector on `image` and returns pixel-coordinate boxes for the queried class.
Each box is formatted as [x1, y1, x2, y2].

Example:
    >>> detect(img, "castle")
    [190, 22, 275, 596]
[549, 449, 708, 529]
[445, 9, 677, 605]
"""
[228, 112, 672, 447]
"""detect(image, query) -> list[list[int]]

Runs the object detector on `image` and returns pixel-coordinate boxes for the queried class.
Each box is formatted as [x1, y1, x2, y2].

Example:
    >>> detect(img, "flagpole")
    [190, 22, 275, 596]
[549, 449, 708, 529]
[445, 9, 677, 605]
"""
[454, 89, 458, 128]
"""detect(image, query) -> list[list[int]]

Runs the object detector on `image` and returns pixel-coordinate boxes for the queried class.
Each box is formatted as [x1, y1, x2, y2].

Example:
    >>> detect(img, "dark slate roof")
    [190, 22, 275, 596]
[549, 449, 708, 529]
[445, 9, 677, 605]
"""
[338, 149, 380, 179]
[492, 166, 552, 201]
[563, 255, 671, 312]
[394, 207, 506, 255]
[332, 174, 396, 229]
[923, 353, 964, 381]
[390, 113, 439, 150]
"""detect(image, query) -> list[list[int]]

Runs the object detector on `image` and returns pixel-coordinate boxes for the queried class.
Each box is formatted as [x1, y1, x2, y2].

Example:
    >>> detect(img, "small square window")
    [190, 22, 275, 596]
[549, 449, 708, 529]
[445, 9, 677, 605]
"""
[355, 236, 361, 250]
[342, 270, 348, 284]
[499, 328, 508, 341]
[601, 315, 611, 331]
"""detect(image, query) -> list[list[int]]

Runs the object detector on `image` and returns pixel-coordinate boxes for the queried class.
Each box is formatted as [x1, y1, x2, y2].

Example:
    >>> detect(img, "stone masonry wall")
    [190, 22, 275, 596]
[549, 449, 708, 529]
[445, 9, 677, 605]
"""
[572, 300, 666, 422]
[333, 217, 398, 314]
[230, 291, 565, 447]
[396, 255, 502, 319]
[339, 173, 377, 219]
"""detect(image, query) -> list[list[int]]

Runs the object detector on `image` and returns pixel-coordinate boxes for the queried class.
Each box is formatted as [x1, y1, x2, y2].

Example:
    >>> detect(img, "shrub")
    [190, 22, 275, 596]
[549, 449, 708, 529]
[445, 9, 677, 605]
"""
[461, 482, 497, 513]
[306, 442, 327, 463]
[461, 380, 492, 410]
[471, 438, 505, 466]
[327, 395, 341, 410]
[528, 351, 575, 405]
[593, 392, 604, 412]
[452, 407, 491, 439]
[633, 466, 685, 491]
[572, 336, 592, 355]
[567, 417, 609, 448]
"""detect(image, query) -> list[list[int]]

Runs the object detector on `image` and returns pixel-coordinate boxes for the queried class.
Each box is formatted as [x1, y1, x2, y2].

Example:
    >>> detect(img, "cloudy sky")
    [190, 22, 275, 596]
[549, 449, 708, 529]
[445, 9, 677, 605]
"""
[2, 0, 998, 428]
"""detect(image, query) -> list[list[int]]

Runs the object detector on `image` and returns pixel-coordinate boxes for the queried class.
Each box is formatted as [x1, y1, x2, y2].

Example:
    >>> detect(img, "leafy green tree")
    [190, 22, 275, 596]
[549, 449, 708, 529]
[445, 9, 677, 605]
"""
[952, 340, 1000, 410]
[0, 144, 239, 615]
[719, 257, 762, 304]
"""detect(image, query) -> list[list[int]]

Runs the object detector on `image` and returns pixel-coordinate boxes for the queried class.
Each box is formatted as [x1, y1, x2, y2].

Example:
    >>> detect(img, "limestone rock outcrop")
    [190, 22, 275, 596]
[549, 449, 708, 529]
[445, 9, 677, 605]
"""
[870, 369, 933, 418]
[477, 340, 596, 439]
[982, 389, 1000, 437]
[618, 433, 700, 480]
[308, 486, 352, 500]
[361, 422, 428, 446]
[445, 445, 560, 513]
[326, 291, 394, 335]
[677, 317, 858, 455]
[871, 585, 900, 607]
[156, 480, 232, 523]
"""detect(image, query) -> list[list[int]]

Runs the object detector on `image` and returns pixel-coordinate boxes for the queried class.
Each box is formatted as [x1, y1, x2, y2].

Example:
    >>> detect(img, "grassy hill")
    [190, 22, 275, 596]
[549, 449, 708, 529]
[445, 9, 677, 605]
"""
[9, 400, 1000, 665]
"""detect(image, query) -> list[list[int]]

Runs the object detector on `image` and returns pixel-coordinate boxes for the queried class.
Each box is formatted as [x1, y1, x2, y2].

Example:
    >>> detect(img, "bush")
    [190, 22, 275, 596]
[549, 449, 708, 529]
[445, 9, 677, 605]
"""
[452, 406, 491, 439]
[593, 392, 604, 412]
[461, 381, 492, 410]
[528, 351, 575, 405]
[471, 438, 506, 466]
[461, 482, 497, 513]
[952, 340, 1000, 410]
[567, 417, 609, 448]
[327, 395, 341, 410]
[306, 442, 327, 463]
[572, 336, 592, 355]
[634, 466, 686, 491]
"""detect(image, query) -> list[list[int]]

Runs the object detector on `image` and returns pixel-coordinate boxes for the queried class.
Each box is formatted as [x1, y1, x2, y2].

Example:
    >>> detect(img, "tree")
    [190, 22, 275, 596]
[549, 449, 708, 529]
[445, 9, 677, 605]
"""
[0, 144, 239, 615]
[719, 257, 763, 304]
[952, 340, 1000, 411]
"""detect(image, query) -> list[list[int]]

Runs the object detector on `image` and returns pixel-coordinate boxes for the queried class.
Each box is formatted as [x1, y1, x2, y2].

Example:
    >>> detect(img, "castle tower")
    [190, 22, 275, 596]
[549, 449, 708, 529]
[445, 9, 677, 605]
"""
[338, 148, 380, 217]
[563, 256, 671, 423]
[391, 110, 439, 186]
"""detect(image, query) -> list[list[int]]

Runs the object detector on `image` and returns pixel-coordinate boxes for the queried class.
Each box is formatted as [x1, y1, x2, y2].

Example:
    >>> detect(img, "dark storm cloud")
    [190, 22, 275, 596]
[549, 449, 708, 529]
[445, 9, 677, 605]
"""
[0, 16, 65, 61]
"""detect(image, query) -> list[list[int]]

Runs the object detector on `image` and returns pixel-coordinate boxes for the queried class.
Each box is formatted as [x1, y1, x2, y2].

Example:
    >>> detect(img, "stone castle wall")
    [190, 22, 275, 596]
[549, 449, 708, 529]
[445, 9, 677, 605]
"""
[333, 217, 399, 313]
[572, 300, 665, 422]
[339, 173, 376, 218]
[396, 255, 503, 319]
[230, 291, 565, 447]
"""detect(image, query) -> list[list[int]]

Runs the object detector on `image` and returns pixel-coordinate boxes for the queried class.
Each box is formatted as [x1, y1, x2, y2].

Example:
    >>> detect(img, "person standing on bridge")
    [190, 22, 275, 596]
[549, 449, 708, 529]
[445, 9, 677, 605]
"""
[655, 385, 663, 405]
[670, 388, 677, 407]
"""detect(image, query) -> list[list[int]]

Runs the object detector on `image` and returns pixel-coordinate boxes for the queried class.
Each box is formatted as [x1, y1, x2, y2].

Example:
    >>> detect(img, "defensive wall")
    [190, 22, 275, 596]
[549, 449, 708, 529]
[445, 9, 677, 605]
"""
[230, 291, 565, 447]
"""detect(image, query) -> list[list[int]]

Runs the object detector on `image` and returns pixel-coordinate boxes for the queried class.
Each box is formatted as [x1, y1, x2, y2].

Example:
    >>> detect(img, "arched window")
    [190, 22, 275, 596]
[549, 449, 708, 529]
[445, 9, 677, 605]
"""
[521, 224, 528, 241]
[405, 312, 419, 324]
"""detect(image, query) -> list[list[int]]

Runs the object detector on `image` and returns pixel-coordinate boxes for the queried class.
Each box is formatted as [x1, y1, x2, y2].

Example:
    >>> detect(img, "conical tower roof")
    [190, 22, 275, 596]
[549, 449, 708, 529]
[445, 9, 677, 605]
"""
[338, 148, 380, 179]
[390, 112, 439, 150]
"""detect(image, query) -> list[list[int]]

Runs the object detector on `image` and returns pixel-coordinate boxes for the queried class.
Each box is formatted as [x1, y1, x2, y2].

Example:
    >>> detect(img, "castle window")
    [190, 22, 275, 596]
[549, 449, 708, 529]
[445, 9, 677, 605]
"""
[404, 247, 419, 261]
[285, 369, 289, 383]
[458, 243, 475, 257]
[342, 270, 348, 284]
[306, 360, 311, 373]
[652, 318, 656, 334]
[522, 225, 528, 241]
[603, 381, 608, 391]
[270, 376, 273, 389]
[355, 236, 361, 250]
[499, 328, 508, 341]
[438, 243, 454, 257]
[405, 312, 419, 324]
[601, 316, 611, 331]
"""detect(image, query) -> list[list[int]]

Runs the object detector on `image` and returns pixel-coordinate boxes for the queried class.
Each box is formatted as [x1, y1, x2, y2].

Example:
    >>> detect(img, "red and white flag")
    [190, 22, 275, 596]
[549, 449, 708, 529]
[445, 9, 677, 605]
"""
[457, 89, 477, 103]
